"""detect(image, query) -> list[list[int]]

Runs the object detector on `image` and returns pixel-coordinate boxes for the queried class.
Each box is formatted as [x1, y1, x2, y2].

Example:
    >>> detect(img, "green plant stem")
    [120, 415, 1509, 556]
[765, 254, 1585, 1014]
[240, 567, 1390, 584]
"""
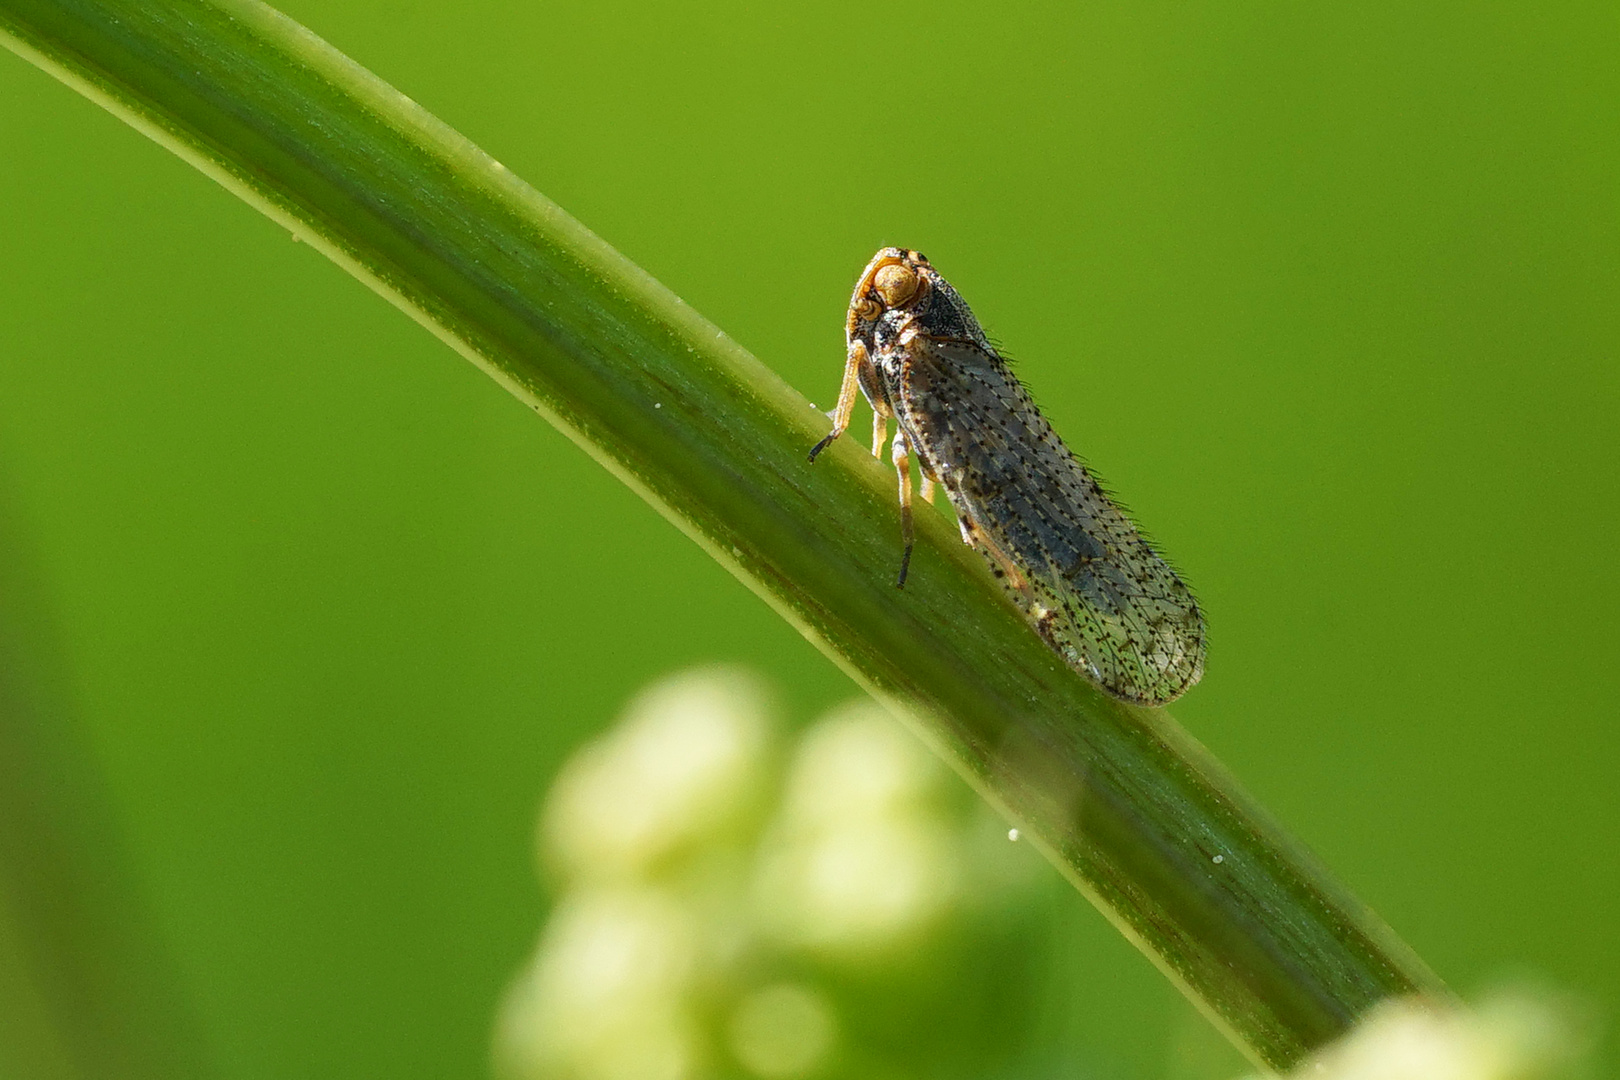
[0, 0, 1447, 1069]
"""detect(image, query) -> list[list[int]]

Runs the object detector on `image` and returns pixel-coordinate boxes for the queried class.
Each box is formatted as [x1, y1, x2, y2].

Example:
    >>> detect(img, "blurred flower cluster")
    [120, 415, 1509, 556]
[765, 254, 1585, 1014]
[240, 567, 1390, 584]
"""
[1255, 988, 1593, 1080]
[494, 667, 1045, 1080]
[495, 667, 1596, 1080]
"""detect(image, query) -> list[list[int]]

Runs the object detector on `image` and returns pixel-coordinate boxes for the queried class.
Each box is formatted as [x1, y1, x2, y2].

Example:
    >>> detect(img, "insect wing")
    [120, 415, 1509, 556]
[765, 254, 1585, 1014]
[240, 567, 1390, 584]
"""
[894, 335, 1206, 705]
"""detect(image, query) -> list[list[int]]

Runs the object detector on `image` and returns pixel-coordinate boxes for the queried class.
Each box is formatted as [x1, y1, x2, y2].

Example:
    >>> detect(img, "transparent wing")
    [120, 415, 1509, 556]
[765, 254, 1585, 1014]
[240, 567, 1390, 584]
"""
[895, 338, 1206, 705]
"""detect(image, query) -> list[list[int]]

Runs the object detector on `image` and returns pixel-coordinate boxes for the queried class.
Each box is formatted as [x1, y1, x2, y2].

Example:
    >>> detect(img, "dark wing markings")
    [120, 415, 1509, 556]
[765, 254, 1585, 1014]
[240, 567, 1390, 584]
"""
[896, 338, 1205, 704]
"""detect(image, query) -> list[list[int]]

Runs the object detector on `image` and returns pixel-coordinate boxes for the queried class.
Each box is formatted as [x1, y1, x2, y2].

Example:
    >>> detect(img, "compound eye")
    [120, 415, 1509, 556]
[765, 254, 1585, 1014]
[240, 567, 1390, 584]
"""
[873, 263, 921, 308]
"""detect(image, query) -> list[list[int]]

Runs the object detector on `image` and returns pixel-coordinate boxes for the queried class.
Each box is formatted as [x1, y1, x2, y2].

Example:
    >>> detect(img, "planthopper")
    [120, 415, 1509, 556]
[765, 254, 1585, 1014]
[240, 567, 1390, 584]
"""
[809, 248, 1206, 706]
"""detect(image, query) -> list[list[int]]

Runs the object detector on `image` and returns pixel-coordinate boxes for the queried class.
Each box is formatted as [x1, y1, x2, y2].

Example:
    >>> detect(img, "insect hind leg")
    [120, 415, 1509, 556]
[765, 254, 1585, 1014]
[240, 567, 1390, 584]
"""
[892, 431, 916, 587]
[957, 509, 1031, 595]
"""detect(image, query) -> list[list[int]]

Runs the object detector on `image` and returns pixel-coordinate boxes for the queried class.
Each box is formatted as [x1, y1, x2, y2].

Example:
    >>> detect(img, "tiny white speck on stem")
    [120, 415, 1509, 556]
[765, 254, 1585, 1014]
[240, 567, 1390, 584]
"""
[1008, 828, 1020, 842]
[1212, 854, 1224, 864]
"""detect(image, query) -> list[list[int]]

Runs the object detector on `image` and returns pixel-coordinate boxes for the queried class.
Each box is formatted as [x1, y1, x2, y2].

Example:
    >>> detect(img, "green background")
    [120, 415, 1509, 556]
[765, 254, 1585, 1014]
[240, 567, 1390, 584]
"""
[1, 0, 1615, 1077]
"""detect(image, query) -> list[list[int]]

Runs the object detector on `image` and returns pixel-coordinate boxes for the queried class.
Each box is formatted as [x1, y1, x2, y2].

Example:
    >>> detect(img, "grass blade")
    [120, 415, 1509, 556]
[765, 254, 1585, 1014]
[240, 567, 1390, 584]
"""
[0, 496, 209, 1080]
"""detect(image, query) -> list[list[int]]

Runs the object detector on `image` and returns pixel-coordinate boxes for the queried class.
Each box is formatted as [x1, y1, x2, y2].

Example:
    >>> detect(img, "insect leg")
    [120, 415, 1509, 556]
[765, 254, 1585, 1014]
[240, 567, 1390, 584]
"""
[871, 408, 889, 458]
[919, 473, 937, 503]
[892, 430, 915, 588]
[957, 509, 1031, 594]
[808, 340, 869, 462]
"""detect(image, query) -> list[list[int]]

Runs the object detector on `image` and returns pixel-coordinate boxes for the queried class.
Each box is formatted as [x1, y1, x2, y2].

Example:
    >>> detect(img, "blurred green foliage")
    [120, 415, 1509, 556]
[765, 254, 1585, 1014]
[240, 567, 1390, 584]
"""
[0, 1, 1614, 1078]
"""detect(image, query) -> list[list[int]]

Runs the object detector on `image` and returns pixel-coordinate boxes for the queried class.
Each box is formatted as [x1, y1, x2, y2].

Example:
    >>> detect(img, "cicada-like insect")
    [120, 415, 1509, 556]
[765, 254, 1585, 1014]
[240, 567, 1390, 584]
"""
[809, 248, 1206, 705]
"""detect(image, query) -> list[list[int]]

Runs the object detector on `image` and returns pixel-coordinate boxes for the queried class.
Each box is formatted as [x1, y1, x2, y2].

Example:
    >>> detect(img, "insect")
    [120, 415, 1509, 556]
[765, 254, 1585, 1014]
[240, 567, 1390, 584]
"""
[808, 248, 1206, 705]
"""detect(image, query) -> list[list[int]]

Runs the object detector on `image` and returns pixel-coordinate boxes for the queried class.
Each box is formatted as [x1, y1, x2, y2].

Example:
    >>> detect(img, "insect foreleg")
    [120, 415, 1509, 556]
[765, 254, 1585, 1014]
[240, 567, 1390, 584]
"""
[892, 431, 916, 588]
[808, 340, 869, 462]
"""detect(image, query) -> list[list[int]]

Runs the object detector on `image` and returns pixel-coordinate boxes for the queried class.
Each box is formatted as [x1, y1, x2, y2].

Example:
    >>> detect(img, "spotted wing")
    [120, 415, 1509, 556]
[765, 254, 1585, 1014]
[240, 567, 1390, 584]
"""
[894, 337, 1206, 705]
